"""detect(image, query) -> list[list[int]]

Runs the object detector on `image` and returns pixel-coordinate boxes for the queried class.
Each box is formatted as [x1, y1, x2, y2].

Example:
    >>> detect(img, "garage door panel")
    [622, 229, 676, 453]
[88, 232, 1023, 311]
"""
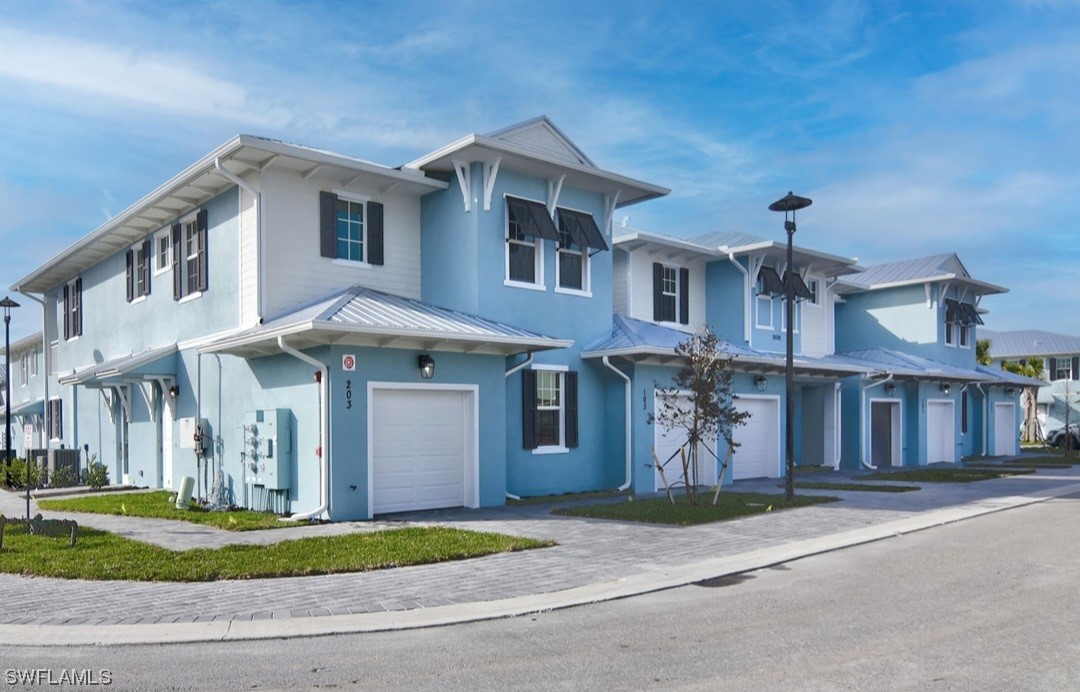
[732, 398, 779, 480]
[926, 401, 955, 463]
[372, 389, 470, 514]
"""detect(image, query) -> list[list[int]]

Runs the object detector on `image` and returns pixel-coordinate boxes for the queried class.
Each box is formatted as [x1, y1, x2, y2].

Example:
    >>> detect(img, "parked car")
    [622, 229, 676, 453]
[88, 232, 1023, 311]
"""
[1047, 424, 1080, 449]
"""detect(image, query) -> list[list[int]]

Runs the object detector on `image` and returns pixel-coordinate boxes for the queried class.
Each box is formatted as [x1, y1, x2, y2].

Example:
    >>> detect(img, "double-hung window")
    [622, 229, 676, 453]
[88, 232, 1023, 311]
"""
[62, 278, 82, 340]
[47, 399, 62, 441]
[653, 263, 689, 325]
[154, 229, 171, 275]
[555, 207, 605, 294]
[126, 238, 151, 302]
[556, 225, 585, 291]
[522, 368, 578, 451]
[504, 197, 559, 288]
[172, 209, 208, 301]
[319, 191, 384, 266]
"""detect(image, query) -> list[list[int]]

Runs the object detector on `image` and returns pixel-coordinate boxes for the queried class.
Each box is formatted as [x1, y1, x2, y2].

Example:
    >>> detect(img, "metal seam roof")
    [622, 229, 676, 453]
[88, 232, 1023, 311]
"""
[982, 329, 1080, 359]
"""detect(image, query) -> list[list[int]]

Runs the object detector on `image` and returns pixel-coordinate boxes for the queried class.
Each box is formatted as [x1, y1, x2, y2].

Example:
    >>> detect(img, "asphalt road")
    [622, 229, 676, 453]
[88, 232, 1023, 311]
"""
[3, 495, 1079, 691]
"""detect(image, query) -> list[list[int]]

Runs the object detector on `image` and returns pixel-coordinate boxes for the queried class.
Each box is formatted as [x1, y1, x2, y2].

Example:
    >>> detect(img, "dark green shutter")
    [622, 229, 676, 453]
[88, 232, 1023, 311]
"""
[196, 209, 208, 292]
[73, 278, 82, 336]
[319, 191, 337, 258]
[172, 223, 182, 300]
[1073, 357, 1079, 381]
[679, 267, 690, 325]
[125, 250, 134, 303]
[367, 201, 384, 265]
[142, 238, 152, 296]
[522, 370, 537, 450]
[62, 284, 70, 340]
[1049, 358, 1058, 380]
[564, 371, 578, 448]
[652, 263, 663, 321]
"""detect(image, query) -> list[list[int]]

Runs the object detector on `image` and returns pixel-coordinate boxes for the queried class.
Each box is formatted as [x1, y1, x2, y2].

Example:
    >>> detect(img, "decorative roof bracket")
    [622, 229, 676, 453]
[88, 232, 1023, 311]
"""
[451, 159, 472, 212]
[483, 157, 501, 211]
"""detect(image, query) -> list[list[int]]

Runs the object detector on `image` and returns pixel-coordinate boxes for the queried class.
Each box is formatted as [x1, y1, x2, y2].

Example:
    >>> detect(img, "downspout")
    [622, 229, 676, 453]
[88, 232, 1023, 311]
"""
[277, 336, 329, 521]
[214, 158, 263, 321]
[503, 353, 534, 501]
[603, 356, 633, 491]
[726, 252, 751, 343]
[15, 289, 46, 450]
[860, 372, 894, 470]
[973, 382, 988, 456]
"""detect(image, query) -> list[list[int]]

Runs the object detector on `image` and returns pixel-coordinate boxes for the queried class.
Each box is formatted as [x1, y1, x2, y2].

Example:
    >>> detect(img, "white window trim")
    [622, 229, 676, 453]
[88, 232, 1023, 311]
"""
[555, 204, 593, 296]
[944, 321, 957, 348]
[66, 278, 81, 342]
[531, 364, 568, 455]
[756, 294, 774, 330]
[959, 324, 971, 349]
[131, 239, 151, 299]
[653, 262, 685, 326]
[332, 190, 370, 264]
[554, 286, 593, 298]
[781, 300, 801, 334]
[47, 397, 62, 441]
[178, 291, 204, 305]
[130, 295, 148, 306]
[180, 210, 201, 299]
[806, 278, 823, 308]
[504, 194, 546, 290]
[153, 228, 172, 277]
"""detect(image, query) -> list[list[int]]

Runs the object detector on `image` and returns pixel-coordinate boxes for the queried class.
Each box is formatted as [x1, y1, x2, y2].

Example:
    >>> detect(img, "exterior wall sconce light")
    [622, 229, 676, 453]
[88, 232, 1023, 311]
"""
[755, 376, 768, 392]
[1005, 387, 1015, 395]
[418, 354, 435, 379]
[940, 383, 951, 396]
[884, 383, 896, 396]
[168, 385, 180, 400]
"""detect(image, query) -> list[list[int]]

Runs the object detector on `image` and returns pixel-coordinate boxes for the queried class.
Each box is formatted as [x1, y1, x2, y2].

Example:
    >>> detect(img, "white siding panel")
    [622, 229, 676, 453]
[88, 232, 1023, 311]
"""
[800, 272, 828, 357]
[262, 170, 423, 317]
[625, 250, 706, 330]
[613, 250, 628, 315]
[238, 186, 259, 325]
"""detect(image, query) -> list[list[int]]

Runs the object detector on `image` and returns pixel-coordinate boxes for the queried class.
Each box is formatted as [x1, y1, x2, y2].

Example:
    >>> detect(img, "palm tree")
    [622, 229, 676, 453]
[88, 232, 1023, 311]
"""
[976, 338, 992, 366]
[1002, 357, 1046, 443]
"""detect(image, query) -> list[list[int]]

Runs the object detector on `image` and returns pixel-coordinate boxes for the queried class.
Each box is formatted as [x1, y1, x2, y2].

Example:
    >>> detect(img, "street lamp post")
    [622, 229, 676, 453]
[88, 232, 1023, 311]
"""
[768, 192, 812, 502]
[1, 297, 19, 471]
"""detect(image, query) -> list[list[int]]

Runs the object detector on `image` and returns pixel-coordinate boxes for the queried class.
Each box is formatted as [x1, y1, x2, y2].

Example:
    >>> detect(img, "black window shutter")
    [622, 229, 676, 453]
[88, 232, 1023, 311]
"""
[1073, 357, 1079, 381]
[564, 371, 578, 448]
[125, 250, 134, 303]
[73, 278, 82, 336]
[367, 201, 384, 265]
[522, 370, 537, 450]
[652, 263, 663, 321]
[1049, 358, 1058, 379]
[172, 223, 182, 300]
[196, 209, 208, 292]
[319, 191, 338, 258]
[142, 238, 152, 296]
[679, 267, 690, 325]
[62, 284, 70, 340]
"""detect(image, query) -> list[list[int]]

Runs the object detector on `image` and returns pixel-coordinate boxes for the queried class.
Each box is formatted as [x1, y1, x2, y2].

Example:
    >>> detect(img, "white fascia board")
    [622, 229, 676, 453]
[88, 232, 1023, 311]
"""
[612, 232, 718, 258]
[721, 240, 859, 273]
[842, 274, 1008, 295]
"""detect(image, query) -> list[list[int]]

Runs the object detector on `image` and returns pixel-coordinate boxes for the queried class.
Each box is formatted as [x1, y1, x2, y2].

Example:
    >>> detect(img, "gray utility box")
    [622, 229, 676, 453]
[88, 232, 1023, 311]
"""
[243, 409, 292, 490]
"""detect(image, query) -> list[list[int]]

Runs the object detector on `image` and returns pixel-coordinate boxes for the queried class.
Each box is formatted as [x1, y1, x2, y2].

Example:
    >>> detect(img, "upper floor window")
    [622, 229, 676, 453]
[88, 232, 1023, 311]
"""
[126, 239, 151, 302]
[755, 265, 784, 330]
[20, 347, 37, 386]
[47, 398, 62, 441]
[806, 278, 820, 305]
[943, 298, 981, 348]
[1050, 357, 1074, 381]
[504, 197, 557, 287]
[154, 229, 171, 275]
[522, 368, 578, 452]
[62, 278, 82, 340]
[172, 210, 208, 301]
[653, 263, 689, 325]
[556, 226, 585, 291]
[318, 191, 384, 266]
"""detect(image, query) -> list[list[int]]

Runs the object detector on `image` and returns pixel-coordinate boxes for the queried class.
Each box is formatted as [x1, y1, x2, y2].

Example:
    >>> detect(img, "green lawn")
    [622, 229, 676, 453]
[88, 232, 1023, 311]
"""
[855, 467, 1035, 483]
[552, 492, 837, 526]
[37, 491, 290, 531]
[965, 459, 1072, 469]
[794, 481, 920, 493]
[0, 524, 553, 581]
[793, 465, 836, 475]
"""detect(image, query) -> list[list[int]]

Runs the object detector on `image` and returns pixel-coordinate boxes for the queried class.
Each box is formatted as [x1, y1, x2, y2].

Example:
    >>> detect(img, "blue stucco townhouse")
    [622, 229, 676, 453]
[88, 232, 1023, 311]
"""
[0, 331, 47, 459]
[982, 328, 1080, 437]
[9, 117, 668, 519]
[833, 254, 1036, 467]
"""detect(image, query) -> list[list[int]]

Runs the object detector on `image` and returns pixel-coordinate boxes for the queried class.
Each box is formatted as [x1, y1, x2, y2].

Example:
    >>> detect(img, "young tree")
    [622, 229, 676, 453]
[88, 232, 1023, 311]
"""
[650, 327, 749, 505]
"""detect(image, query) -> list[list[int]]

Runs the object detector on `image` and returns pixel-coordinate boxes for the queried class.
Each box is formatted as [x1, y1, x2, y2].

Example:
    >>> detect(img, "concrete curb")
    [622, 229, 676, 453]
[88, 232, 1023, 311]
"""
[4, 480, 1080, 647]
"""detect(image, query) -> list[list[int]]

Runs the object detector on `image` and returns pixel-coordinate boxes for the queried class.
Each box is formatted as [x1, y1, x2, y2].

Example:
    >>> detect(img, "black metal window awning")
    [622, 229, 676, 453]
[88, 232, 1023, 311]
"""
[785, 271, 814, 301]
[507, 197, 559, 242]
[757, 266, 785, 296]
[945, 298, 984, 325]
[557, 208, 608, 251]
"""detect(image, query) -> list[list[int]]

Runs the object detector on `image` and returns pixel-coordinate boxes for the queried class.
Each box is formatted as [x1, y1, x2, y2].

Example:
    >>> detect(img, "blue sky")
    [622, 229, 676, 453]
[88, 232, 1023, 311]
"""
[1, 0, 1078, 340]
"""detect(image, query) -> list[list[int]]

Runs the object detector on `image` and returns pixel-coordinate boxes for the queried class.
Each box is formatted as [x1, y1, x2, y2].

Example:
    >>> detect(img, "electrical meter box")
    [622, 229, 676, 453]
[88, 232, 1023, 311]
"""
[243, 409, 292, 490]
[178, 418, 211, 450]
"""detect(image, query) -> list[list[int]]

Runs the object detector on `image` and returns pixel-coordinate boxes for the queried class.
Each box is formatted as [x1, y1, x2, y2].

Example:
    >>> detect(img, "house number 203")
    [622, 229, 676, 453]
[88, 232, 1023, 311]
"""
[345, 379, 352, 410]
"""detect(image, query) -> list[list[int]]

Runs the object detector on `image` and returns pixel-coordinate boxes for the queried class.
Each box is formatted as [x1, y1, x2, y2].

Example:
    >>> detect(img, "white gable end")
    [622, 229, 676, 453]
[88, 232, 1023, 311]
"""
[490, 118, 595, 168]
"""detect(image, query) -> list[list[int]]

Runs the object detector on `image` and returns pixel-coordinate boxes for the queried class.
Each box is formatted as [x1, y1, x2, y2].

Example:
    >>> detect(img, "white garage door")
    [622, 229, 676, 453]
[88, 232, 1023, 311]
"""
[371, 388, 472, 515]
[994, 403, 1017, 456]
[926, 400, 955, 463]
[732, 397, 780, 480]
[654, 393, 717, 491]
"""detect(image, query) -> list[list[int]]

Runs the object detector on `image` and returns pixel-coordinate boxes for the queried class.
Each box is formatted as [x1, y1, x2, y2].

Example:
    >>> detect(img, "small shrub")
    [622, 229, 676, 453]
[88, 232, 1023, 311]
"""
[2, 458, 43, 490]
[51, 465, 77, 488]
[83, 461, 110, 490]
